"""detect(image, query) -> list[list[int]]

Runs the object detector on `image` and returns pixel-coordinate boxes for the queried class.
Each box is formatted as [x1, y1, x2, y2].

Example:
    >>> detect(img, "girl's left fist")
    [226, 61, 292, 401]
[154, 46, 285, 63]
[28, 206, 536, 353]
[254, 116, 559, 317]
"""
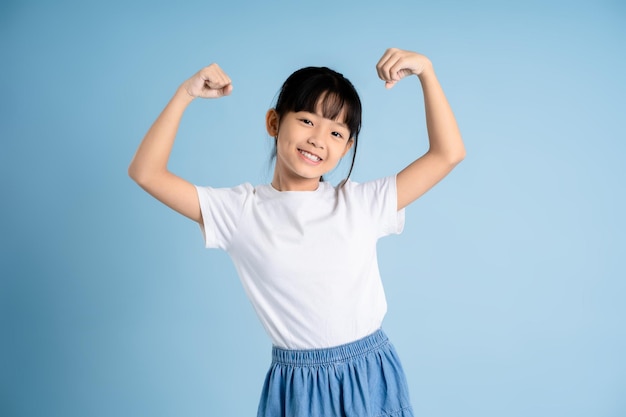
[376, 48, 432, 89]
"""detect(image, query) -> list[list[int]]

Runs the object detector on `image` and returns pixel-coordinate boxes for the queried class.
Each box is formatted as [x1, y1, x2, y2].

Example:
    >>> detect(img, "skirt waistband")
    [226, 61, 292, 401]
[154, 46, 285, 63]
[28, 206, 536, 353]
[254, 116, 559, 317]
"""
[271, 329, 389, 367]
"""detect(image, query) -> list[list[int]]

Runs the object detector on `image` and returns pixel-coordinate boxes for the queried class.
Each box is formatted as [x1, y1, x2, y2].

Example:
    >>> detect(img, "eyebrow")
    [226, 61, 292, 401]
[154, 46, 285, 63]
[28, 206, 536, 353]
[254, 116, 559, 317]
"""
[331, 120, 349, 130]
[301, 111, 349, 130]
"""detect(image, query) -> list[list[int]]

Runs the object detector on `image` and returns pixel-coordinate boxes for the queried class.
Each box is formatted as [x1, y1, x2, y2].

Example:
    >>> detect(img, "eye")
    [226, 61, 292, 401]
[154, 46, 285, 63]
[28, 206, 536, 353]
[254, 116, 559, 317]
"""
[331, 131, 344, 139]
[299, 118, 313, 126]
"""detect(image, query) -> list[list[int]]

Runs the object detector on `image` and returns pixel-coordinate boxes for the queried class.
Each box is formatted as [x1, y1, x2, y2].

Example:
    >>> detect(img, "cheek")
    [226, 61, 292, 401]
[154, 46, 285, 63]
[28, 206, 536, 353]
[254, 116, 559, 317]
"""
[275, 136, 292, 158]
[339, 142, 352, 157]
[344, 140, 355, 156]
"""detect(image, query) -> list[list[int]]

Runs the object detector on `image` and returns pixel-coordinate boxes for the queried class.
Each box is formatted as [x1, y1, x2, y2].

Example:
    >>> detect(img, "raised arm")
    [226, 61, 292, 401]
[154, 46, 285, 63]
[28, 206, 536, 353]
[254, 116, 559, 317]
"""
[128, 64, 232, 223]
[376, 48, 466, 210]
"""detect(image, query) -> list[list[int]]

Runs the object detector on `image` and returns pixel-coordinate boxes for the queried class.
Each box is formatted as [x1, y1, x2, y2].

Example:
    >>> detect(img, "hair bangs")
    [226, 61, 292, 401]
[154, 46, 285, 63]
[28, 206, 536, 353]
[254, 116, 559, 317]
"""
[300, 88, 360, 140]
[276, 67, 362, 139]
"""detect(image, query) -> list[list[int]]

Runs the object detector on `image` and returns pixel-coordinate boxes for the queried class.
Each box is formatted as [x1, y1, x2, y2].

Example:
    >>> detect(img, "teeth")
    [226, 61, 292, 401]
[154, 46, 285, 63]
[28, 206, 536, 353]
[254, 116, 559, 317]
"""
[299, 150, 321, 162]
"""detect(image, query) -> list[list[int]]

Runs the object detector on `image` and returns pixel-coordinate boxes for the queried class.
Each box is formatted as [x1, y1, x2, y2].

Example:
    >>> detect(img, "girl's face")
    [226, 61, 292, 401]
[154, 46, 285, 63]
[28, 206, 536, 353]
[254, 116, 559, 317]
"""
[267, 107, 353, 191]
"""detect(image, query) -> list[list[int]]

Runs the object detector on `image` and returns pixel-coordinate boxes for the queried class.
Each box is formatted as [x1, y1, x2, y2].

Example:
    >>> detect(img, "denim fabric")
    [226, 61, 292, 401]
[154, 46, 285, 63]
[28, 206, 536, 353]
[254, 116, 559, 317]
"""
[257, 330, 414, 417]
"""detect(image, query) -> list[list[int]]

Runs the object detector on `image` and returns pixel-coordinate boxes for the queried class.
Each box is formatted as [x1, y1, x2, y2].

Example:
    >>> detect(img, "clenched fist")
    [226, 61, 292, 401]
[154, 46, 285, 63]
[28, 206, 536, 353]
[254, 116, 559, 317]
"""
[376, 48, 432, 89]
[182, 63, 233, 99]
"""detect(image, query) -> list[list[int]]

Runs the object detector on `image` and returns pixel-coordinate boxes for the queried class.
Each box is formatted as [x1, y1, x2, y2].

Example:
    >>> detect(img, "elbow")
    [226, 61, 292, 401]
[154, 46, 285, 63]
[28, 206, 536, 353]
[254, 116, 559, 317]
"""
[128, 161, 150, 186]
[432, 138, 466, 166]
[128, 161, 168, 189]
[452, 147, 466, 165]
[128, 162, 140, 183]
[441, 146, 466, 167]
[450, 138, 467, 165]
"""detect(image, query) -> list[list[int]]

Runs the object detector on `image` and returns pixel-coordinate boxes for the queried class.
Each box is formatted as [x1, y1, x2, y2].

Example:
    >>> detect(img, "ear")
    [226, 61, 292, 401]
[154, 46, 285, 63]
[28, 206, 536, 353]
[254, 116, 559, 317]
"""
[265, 109, 279, 137]
[341, 138, 354, 158]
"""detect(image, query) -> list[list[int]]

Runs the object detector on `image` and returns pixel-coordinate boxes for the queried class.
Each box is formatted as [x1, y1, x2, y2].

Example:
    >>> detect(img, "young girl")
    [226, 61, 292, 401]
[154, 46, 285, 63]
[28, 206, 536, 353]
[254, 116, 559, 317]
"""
[129, 47, 465, 417]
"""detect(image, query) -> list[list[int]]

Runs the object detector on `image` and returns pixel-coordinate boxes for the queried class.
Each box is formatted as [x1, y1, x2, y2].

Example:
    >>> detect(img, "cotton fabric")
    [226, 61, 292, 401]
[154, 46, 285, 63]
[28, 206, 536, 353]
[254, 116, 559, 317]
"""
[195, 176, 405, 349]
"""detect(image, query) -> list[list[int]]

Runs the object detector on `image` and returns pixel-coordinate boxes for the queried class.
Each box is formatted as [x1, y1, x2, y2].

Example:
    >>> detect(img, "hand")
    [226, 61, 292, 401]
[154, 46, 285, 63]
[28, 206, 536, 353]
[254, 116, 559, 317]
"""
[376, 48, 432, 89]
[182, 63, 233, 99]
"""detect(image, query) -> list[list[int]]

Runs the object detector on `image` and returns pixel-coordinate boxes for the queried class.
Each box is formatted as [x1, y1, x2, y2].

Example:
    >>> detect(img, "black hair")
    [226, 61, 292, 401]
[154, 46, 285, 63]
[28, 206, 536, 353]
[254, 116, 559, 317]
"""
[272, 66, 362, 183]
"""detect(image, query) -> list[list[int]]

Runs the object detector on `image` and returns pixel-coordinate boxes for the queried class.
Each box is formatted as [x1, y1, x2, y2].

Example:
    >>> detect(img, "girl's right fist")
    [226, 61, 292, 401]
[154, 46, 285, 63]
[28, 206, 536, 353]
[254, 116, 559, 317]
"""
[182, 63, 233, 99]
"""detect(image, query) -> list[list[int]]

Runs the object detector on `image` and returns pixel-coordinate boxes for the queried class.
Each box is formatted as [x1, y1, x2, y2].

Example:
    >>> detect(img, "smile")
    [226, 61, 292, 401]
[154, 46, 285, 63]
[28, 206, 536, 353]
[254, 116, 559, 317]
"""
[298, 149, 322, 163]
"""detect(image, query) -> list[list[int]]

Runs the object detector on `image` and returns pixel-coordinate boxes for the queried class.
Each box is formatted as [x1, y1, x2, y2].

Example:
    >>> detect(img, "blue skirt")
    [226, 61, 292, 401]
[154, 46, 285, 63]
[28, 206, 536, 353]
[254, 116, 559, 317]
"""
[257, 329, 414, 417]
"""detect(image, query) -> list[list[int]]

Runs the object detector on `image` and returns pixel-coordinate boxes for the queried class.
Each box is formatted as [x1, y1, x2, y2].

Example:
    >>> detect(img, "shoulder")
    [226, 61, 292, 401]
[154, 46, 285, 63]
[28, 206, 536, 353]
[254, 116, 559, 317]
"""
[337, 176, 404, 235]
[195, 182, 255, 194]
[340, 175, 401, 216]
[338, 175, 397, 196]
[195, 182, 257, 205]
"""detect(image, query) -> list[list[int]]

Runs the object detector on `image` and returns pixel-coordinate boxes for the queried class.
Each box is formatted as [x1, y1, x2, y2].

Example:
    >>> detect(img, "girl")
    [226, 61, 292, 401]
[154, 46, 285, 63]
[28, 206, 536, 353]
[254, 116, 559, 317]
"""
[129, 47, 465, 417]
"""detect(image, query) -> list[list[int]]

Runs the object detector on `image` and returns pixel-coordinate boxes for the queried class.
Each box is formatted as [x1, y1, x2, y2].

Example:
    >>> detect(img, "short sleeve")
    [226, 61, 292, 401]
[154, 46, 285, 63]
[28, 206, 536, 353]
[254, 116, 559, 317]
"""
[346, 175, 405, 238]
[194, 183, 253, 249]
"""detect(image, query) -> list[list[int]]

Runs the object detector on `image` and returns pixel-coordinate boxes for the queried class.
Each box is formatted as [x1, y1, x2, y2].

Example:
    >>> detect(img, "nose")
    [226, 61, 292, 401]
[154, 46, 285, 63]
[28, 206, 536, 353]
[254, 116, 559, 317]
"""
[307, 133, 324, 149]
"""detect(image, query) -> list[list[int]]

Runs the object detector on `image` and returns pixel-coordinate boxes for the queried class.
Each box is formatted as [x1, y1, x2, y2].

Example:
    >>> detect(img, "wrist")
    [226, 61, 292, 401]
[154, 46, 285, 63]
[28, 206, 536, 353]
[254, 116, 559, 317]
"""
[175, 85, 196, 105]
[417, 61, 436, 82]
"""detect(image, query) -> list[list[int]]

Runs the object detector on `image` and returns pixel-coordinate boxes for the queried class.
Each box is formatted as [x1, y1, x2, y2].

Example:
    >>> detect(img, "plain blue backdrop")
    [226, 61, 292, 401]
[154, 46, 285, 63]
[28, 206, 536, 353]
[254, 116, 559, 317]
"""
[1, 0, 625, 416]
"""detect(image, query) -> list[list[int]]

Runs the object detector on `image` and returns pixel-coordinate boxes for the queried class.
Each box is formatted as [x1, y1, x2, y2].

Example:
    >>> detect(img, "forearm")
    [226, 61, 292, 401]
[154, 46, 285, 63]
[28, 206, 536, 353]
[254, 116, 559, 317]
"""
[418, 67, 466, 163]
[377, 48, 466, 209]
[128, 87, 194, 184]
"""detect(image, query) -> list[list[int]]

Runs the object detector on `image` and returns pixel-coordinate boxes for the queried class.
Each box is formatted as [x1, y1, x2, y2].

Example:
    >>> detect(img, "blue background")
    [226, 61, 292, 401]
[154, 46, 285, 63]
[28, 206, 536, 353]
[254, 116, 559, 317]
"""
[1, 0, 625, 416]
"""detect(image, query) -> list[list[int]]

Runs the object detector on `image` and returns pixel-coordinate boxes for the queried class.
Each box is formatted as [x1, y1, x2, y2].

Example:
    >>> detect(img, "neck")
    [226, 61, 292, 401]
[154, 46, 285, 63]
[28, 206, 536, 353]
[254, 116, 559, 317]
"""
[271, 172, 321, 192]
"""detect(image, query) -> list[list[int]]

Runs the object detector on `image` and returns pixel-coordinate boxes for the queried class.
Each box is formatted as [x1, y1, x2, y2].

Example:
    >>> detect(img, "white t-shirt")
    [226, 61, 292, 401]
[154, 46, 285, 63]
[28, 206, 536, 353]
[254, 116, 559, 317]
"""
[195, 176, 405, 349]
